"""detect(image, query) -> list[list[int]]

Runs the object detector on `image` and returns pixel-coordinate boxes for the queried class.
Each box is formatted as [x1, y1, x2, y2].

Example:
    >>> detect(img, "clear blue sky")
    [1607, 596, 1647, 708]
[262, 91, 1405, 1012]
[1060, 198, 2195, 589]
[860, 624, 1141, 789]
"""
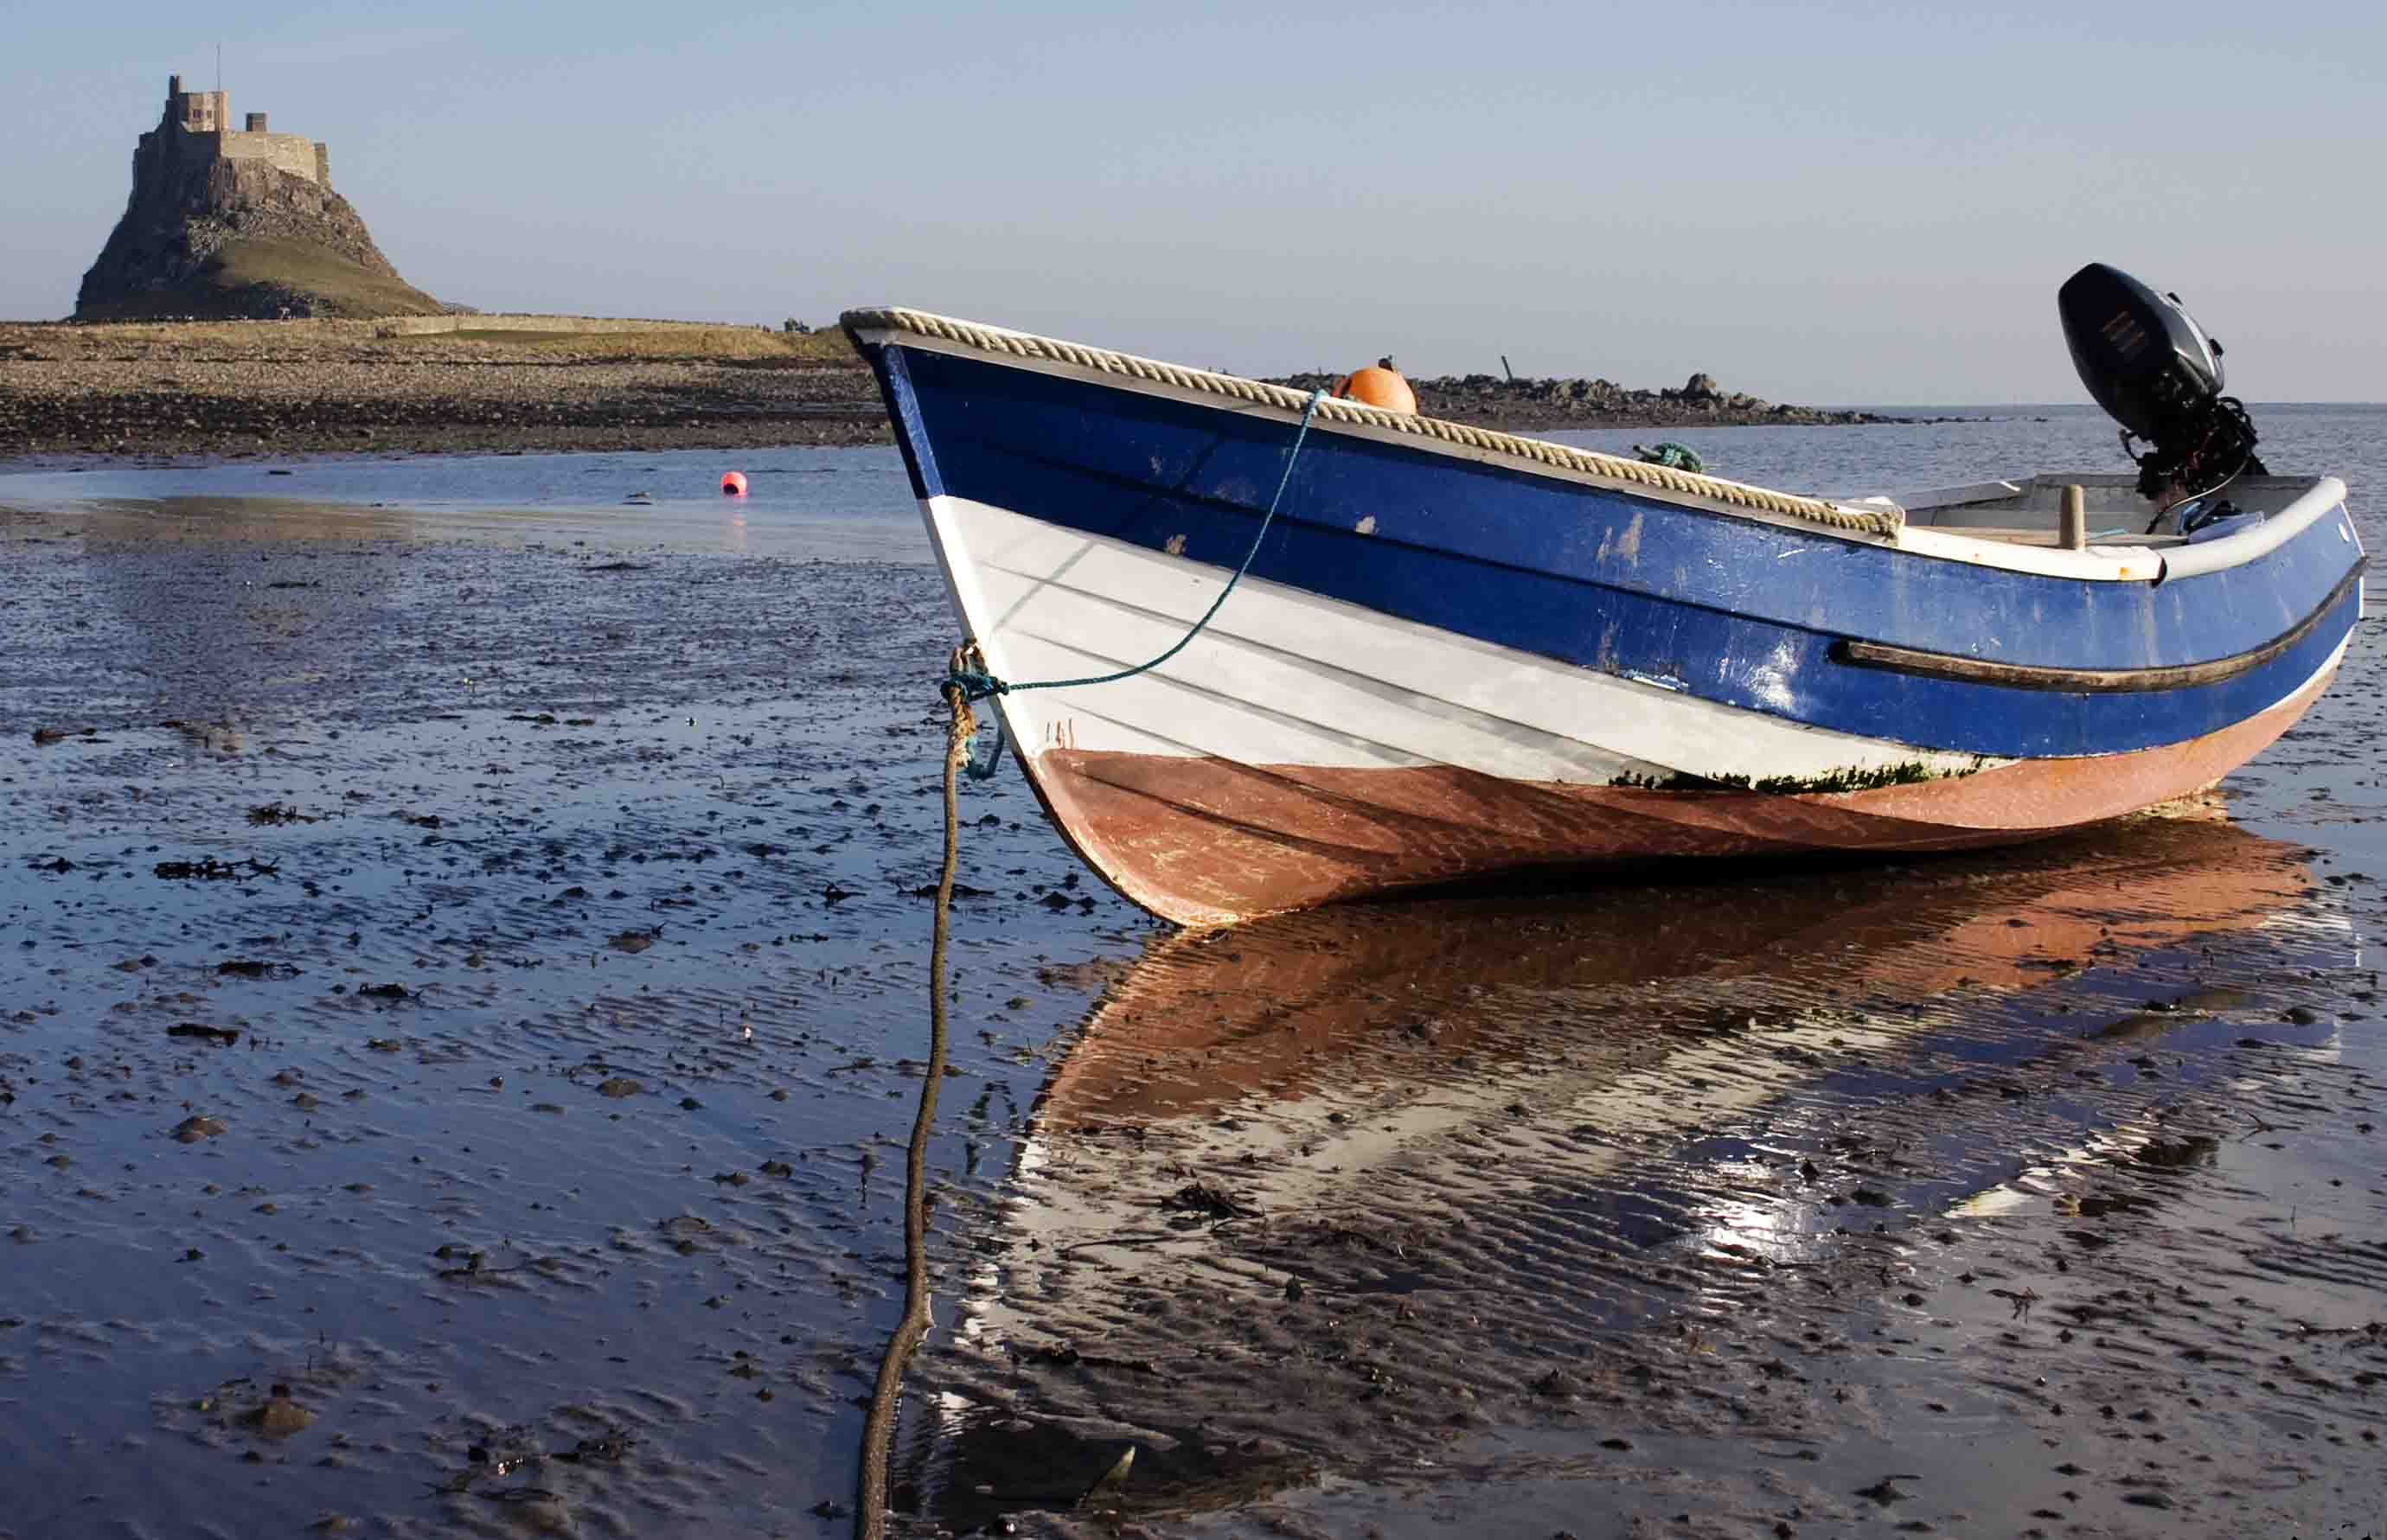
[7, 0, 2380, 402]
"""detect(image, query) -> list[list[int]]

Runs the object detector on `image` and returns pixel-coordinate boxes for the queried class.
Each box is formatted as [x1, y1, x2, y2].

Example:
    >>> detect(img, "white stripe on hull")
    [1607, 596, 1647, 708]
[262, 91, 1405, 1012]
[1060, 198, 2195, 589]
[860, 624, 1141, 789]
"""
[927, 494, 1989, 785]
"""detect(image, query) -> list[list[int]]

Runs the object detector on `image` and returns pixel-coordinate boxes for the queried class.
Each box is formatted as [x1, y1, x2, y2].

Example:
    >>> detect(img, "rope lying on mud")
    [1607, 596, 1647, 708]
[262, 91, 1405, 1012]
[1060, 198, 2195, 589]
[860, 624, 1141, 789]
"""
[947, 388, 1328, 780]
[842, 306, 1903, 535]
[853, 653, 973, 1540]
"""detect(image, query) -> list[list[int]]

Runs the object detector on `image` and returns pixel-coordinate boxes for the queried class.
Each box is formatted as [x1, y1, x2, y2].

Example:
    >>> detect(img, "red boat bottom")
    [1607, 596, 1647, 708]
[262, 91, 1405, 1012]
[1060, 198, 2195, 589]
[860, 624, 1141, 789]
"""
[1020, 664, 2338, 926]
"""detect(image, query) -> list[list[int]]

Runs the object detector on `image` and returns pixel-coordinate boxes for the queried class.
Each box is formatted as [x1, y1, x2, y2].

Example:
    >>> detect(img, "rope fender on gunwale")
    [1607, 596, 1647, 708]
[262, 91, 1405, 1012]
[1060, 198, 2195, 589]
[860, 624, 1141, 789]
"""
[840, 306, 1904, 537]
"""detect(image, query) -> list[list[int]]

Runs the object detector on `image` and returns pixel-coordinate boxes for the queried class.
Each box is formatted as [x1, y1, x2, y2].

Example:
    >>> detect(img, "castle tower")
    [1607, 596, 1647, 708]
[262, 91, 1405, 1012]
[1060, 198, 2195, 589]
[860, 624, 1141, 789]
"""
[148, 76, 325, 186]
[171, 84, 228, 132]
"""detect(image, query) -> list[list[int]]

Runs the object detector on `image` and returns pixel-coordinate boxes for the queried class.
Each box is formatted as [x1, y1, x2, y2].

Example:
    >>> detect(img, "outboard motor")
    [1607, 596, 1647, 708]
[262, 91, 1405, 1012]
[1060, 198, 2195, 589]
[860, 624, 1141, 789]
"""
[2057, 262, 2265, 508]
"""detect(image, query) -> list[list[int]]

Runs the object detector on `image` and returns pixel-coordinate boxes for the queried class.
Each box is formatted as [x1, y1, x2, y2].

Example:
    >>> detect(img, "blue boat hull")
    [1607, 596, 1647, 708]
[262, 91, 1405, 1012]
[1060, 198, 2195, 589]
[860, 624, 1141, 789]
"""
[846, 309, 2361, 922]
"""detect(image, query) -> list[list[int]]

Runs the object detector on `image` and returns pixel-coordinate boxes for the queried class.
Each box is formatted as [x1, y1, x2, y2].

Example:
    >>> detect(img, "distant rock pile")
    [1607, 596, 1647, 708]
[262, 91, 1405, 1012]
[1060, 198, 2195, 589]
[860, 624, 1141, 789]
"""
[1276, 367, 1884, 431]
[76, 89, 444, 322]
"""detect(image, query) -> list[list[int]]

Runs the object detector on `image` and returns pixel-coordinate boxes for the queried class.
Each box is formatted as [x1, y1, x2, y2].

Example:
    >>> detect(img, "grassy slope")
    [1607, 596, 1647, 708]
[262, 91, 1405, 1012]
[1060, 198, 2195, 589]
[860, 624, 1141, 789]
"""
[208, 238, 448, 316]
[76, 238, 450, 321]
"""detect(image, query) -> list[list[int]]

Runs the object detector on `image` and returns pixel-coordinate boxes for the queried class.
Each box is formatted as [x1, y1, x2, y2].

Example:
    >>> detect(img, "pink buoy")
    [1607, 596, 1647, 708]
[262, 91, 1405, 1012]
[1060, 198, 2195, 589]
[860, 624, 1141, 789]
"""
[720, 470, 748, 496]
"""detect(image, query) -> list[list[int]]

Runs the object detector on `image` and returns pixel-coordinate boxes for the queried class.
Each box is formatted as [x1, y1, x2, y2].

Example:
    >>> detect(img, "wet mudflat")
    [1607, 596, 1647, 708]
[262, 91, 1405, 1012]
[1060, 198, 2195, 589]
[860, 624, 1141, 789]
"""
[3, 437, 2384, 1540]
[0, 488, 1141, 1537]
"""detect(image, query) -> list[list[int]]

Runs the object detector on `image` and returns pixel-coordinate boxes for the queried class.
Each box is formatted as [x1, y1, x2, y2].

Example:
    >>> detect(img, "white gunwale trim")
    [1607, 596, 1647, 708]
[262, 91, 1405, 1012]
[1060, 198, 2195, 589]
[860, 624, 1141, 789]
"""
[863, 327, 2352, 586]
[2159, 482, 2353, 578]
[1895, 525, 2161, 581]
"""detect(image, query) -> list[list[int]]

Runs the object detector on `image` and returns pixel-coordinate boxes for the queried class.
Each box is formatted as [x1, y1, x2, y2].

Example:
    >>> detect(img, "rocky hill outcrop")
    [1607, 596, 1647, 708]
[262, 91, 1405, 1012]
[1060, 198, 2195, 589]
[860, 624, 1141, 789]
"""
[77, 101, 444, 322]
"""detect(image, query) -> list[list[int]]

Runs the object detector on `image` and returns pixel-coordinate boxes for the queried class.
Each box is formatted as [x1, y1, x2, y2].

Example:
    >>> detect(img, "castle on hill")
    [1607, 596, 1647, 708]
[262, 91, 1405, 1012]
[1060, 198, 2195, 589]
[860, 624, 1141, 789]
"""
[75, 73, 442, 320]
[151, 75, 331, 189]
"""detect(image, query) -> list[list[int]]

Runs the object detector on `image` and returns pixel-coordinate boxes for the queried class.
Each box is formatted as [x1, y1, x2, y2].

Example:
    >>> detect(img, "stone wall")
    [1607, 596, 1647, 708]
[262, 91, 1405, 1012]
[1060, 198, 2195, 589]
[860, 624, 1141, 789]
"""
[374, 315, 751, 337]
[216, 129, 322, 184]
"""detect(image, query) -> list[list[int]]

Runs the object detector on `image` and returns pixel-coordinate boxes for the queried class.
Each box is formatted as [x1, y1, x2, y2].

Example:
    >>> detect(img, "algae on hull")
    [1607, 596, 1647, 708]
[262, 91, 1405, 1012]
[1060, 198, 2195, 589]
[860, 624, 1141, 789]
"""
[1608, 758, 1986, 795]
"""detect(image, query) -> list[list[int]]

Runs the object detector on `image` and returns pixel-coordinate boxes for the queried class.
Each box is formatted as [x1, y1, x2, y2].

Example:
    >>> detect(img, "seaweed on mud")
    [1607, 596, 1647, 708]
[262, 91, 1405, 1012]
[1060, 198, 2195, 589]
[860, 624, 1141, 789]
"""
[1160, 1180, 1259, 1220]
[152, 856, 277, 880]
[216, 959, 298, 979]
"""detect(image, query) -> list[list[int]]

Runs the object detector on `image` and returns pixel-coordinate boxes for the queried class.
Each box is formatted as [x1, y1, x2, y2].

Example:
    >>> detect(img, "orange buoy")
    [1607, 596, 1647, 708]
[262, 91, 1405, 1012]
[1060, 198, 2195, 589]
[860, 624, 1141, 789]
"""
[720, 470, 748, 495]
[1334, 355, 1417, 415]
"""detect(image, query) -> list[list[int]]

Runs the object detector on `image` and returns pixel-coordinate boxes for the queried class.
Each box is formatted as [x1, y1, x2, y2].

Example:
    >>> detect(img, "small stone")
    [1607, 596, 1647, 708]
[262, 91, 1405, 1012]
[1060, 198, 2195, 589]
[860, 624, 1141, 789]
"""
[249, 1384, 315, 1435]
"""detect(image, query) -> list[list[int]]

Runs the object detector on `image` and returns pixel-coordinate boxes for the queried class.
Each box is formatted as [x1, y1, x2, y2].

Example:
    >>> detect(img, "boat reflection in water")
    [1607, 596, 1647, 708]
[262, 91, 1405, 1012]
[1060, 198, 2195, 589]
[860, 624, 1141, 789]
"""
[889, 810, 2352, 1530]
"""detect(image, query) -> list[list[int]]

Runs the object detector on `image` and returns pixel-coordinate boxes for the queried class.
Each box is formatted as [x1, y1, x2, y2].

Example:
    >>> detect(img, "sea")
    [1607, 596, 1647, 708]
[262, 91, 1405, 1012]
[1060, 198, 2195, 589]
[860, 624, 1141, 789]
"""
[0, 404, 2379, 1539]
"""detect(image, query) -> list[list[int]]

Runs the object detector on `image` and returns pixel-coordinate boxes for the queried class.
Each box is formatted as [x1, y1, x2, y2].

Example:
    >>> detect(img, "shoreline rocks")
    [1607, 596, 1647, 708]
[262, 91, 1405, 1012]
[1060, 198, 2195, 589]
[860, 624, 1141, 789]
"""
[1, 320, 1902, 466]
[1273, 367, 1896, 431]
[0, 321, 883, 461]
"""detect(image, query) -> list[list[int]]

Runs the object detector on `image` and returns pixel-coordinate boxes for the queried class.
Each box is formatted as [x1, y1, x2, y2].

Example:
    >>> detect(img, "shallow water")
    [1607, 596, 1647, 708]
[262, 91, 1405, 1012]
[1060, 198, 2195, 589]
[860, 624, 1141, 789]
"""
[1, 406, 2382, 1539]
[0, 444, 925, 560]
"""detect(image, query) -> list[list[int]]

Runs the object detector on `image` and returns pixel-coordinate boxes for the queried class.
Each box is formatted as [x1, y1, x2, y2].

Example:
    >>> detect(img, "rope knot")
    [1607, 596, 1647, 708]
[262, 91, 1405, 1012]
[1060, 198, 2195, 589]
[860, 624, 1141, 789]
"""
[947, 668, 1009, 703]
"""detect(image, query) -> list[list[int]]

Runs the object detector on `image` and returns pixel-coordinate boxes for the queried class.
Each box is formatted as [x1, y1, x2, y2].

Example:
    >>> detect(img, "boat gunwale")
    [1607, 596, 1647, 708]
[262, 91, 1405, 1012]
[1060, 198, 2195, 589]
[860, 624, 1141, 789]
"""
[853, 321, 2352, 588]
[846, 320, 1903, 541]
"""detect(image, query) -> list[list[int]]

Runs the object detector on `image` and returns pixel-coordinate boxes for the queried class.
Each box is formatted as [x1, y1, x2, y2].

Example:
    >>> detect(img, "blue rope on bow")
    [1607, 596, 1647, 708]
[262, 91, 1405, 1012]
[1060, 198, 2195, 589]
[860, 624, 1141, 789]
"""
[948, 387, 1328, 780]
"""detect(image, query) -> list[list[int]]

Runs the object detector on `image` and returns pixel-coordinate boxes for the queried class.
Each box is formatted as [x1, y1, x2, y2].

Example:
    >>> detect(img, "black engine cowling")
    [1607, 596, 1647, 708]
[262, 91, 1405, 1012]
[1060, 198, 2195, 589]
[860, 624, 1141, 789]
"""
[2057, 262, 2263, 505]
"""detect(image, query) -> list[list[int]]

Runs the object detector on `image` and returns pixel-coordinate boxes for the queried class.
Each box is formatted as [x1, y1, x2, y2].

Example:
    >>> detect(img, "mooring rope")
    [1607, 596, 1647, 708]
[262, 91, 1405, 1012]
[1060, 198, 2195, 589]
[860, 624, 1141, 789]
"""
[946, 387, 1328, 780]
[853, 654, 973, 1540]
[854, 381, 1320, 1514]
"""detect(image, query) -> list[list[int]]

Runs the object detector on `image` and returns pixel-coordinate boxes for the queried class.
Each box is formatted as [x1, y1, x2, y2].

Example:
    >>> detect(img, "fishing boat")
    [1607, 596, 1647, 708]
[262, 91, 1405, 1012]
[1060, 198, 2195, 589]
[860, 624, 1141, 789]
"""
[843, 265, 2363, 926]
